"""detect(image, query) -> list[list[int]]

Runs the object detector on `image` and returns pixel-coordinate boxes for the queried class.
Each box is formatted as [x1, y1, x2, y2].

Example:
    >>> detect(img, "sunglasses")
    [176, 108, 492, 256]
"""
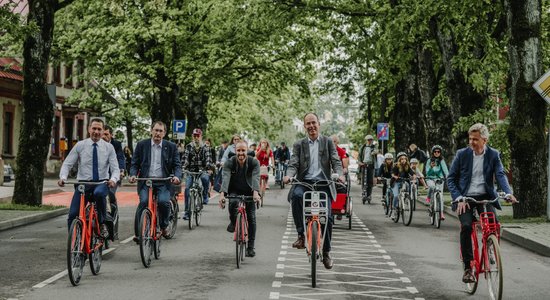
[193, 134, 200, 137]
[433, 150, 441, 153]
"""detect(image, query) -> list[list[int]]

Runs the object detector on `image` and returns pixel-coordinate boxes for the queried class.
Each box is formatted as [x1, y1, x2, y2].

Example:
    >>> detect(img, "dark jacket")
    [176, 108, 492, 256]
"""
[110, 139, 125, 171]
[447, 146, 512, 210]
[130, 139, 182, 190]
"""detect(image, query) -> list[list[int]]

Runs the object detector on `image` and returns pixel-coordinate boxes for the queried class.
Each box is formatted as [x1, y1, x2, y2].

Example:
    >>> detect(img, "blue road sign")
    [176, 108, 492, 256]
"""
[173, 120, 186, 133]
[377, 123, 389, 141]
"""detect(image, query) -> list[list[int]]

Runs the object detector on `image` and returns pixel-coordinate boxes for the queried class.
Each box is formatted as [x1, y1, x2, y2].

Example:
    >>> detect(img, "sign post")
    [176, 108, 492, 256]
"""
[533, 70, 550, 220]
[172, 120, 186, 140]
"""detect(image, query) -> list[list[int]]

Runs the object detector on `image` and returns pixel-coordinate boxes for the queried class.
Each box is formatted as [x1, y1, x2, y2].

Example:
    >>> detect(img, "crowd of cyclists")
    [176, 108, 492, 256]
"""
[58, 117, 516, 285]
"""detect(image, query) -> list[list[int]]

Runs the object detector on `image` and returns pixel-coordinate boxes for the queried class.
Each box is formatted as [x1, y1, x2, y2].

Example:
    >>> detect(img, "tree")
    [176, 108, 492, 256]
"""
[12, 0, 74, 206]
[505, 0, 546, 218]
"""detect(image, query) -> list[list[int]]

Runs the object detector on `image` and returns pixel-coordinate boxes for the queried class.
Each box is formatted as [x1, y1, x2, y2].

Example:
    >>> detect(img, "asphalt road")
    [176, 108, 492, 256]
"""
[1, 182, 549, 300]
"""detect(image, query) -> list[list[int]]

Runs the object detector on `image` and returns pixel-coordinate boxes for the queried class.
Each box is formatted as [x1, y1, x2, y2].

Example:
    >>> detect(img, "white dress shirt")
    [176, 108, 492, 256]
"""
[466, 147, 487, 196]
[149, 140, 163, 178]
[59, 138, 120, 182]
[304, 137, 324, 180]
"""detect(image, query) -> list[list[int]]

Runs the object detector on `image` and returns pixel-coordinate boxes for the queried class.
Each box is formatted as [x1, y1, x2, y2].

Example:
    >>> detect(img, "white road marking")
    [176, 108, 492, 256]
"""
[33, 270, 67, 288]
[269, 292, 280, 299]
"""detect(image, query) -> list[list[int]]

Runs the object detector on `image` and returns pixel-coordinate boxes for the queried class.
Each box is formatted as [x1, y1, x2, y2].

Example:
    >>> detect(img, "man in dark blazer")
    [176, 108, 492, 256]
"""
[283, 112, 344, 270]
[447, 123, 517, 283]
[129, 121, 182, 240]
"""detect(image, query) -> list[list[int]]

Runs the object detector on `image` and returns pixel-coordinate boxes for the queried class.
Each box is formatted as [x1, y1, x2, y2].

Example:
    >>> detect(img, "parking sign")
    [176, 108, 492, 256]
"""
[173, 120, 186, 133]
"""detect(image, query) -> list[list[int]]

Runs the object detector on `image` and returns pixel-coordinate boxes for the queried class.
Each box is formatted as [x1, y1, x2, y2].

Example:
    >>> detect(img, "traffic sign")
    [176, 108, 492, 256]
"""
[533, 69, 550, 105]
[377, 123, 389, 141]
[173, 120, 186, 133]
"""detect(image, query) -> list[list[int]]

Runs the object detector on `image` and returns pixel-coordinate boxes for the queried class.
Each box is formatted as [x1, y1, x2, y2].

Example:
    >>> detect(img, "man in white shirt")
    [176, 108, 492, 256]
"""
[58, 118, 120, 238]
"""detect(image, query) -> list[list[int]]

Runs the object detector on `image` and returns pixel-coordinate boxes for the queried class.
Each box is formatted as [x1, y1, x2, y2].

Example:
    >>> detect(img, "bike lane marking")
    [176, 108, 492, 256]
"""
[269, 212, 425, 300]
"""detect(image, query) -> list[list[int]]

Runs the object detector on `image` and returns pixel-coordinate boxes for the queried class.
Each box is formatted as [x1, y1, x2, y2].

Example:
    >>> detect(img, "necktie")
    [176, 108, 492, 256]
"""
[92, 143, 99, 181]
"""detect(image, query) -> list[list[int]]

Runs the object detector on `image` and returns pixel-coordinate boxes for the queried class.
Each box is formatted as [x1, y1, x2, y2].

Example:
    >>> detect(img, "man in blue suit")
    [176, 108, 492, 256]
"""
[447, 123, 517, 283]
[129, 121, 182, 241]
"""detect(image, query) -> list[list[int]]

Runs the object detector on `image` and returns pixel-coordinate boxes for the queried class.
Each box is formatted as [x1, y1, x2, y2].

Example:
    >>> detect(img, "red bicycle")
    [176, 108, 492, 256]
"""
[458, 194, 514, 300]
[65, 181, 107, 286]
[222, 195, 258, 269]
[136, 177, 173, 268]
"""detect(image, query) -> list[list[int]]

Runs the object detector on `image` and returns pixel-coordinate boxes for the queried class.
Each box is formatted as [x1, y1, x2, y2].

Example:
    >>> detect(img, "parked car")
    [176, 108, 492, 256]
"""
[3, 163, 15, 182]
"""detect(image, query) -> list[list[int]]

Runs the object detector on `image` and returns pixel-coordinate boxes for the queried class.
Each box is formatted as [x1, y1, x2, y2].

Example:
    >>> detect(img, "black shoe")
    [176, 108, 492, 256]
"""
[462, 269, 476, 283]
[132, 236, 139, 244]
[227, 223, 235, 233]
[246, 248, 256, 257]
[322, 252, 333, 269]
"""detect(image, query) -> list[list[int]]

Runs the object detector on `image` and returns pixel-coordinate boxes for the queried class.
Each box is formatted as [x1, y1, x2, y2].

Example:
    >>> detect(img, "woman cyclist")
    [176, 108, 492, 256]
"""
[378, 153, 394, 204]
[390, 152, 416, 220]
[255, 139, 275, 199]
[425, 145, 449, 219]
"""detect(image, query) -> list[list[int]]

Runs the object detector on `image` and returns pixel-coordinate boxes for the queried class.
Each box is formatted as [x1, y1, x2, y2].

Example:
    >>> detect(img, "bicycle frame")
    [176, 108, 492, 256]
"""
[470, 207, 501, 278]
[302, 190, 329, 256]
[69, 181, 106, 255]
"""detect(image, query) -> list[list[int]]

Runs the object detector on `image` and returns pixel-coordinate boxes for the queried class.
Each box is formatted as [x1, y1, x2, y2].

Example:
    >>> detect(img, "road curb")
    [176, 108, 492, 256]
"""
[415, 197, 550, 257]
[0, 207, 68, 232]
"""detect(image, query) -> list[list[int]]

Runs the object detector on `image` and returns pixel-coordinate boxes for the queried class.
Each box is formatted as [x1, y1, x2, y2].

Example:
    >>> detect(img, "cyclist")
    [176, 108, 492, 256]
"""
[102, 125, 126, 239]
[181, 128, 213, 220]
[274, 142, 290, 184]
[390, 152, 416, 220]
[425, 145, 449, 214]
[358, 135, 378, 203]
[378, 153, 394, 203]
[204, 138, 217, 195]
[256, 139, 275, 196]
[410, 158, 428, 190]
[218, 140, 261, 257]
[447, 123, 517, 283]
[283, 112, 344, 270]
[129, 121, 182, 241]
[58, 118, 120, 238]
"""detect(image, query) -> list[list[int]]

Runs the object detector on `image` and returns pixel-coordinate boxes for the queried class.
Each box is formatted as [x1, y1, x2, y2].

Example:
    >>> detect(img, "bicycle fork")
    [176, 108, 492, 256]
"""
[306, 219, 321, 257]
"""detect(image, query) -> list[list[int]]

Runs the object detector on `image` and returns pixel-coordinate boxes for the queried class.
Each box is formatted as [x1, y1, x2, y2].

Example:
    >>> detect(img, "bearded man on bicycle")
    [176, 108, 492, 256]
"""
[283, 112, 344, 270]
[182, 128, 213, 219]
[447, 123, 517, 283]
[218, 140, 261, 257]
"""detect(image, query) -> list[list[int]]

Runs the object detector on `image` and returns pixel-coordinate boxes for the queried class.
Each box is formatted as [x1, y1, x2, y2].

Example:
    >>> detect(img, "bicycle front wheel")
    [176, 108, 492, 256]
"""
[188, 191, 196, 230]
[411, 185, 417, 211]
[236, 213, 243, 269]
[434, 192, 442, 229]
[402, 195, 413, 226]
[166, 198, 178, 239]
[139, 209, 153, 268]
[67, 219, 85, 286]
[486, 234, 503, 300]
[311, 222, 318, 288]
[89, 221, 102, 275]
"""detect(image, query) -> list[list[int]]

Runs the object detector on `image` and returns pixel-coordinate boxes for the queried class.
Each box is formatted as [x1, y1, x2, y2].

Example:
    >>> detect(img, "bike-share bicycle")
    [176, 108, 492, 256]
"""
[221, 195, 258, 269]
[165, 182, 181, 239]
[380, 177, 394, 217]
[275, 160, 287, 189]
[65, 180, 107, 286]
[392, 178, 414, 226]
[427, 177, 445, 229]
[454, 194, 515, 300]
[291, 177, 342, 288]
[136, 177, 174, 268]
[185, 170, 206, 230]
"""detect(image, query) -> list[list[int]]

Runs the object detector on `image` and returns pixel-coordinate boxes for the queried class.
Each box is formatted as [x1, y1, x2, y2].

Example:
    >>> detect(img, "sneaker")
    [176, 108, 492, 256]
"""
[322, 252, 333, 269]
[390, 210, 396, 220]
[227, 223, 235, 233]
[336, 215, 343, 220]
[292, 235, 305, 249]
[246, 248, 256, 257]
[182, 212, 189, 220]
[426, 197, 431, 204]
[462, 269, 476, 283]
[100, 224, 109, 239]
[441, 213, 446, 220]
[161, 228, 169, 237]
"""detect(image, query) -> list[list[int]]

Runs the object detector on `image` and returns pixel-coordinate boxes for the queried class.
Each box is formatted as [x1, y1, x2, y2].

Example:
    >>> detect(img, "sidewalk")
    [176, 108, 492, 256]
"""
[415, 193, 550, 257]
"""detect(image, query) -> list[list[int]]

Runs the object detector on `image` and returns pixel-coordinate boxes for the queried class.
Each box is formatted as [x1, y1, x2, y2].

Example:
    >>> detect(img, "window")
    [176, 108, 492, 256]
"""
[51, 116, 60, 156]
[3, 111, 13, 155]
[53, 64, 61, 85]
[65, 63, 73, 87]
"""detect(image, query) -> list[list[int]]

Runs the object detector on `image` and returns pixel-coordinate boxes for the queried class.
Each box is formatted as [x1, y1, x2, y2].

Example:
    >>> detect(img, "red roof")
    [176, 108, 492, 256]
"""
[0, 0, 28, 16]
[0, 57, 23, 81]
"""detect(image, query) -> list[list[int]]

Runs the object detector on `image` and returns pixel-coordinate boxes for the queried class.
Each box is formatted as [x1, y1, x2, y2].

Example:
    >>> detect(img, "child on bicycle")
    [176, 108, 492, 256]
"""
[390, 152, 416, 220]
[378, 153, 394, 203]
[410, 158, 428, 189]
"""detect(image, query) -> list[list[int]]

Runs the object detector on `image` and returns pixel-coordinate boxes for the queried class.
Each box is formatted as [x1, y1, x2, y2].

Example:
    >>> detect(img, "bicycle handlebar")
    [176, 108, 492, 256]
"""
[64, 180, 109, 185]
[289, 178, 346, 189]
[453, 193, 517, 205]
[184, 170, 207, 175]
[135, 177, 174, 181]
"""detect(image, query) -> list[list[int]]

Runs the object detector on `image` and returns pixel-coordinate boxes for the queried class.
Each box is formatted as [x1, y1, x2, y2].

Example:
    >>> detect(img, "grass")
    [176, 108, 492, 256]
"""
[0, 203, 64, 211]
[498, 215, 549, 224]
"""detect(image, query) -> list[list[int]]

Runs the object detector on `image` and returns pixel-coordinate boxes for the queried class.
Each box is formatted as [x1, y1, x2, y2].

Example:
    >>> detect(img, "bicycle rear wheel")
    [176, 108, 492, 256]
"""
[154, 218, 161, 259]
[139, 209, 153, 268]
[486, 234, 503, 300]
[236, 213, 243, 268]
[411, 184, 417, 211]
[67, 219, 85, 286]
[402, 195, 413, 226]
[434, 193, 442, 229]
[89, 220, 102, 275]
[311, 222, 318, 288]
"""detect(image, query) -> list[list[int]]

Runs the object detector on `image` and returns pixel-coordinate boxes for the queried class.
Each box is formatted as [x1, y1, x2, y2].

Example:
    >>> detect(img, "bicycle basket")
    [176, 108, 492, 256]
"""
[303, 191, 329, 217]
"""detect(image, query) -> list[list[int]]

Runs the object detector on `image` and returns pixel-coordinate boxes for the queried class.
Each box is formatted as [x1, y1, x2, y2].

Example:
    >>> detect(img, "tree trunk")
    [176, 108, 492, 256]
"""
[506, 0, 546, 218]
[416, 45, 455, 155]
[186, 92, 209, 137]
[125, 118, 134, 153]
[150, 79, 180, 136]
[12, 0, 57, 206]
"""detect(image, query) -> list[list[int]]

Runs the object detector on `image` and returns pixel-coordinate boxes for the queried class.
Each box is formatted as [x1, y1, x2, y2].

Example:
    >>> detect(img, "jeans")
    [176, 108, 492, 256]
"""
[275, 163, 288, 182]
[291, 182, 333, 253]
[228, 196, 257, 249]
[185, 173, 210, 210]
[392, 182, 403, 209]
[67, 183, 109, 228]
[133, 183, 171, 236]
[459, 194, 497, 270]
[426, 179, 444, 200]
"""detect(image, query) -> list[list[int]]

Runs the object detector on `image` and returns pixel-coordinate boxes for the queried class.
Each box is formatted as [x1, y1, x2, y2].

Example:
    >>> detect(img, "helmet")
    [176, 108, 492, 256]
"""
[384, 153, 394, 160]
[410, 158, 419, 164]
[365, 134, 374, 140]
[431, 145, 443, 153]
[396, 152, 408, 160]
[192, 128, 203, 136]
